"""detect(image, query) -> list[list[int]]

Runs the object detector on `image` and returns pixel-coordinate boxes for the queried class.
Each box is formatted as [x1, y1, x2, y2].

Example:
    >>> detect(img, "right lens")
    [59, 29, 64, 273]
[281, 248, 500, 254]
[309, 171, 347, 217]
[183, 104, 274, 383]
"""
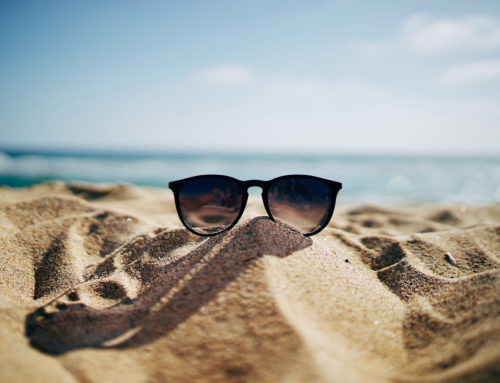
[177, 176, 243, 235]
[267, 176, 332, 235]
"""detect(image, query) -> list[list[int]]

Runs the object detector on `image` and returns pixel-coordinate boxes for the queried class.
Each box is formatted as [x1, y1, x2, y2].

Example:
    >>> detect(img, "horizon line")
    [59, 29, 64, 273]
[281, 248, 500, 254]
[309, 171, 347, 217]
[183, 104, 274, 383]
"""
[1, 145, 499, 159]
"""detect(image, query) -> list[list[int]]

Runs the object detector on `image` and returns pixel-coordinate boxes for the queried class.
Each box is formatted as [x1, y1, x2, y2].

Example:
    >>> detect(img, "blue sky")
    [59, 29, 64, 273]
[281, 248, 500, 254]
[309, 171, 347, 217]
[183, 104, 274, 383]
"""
[1, 1, 499, 154]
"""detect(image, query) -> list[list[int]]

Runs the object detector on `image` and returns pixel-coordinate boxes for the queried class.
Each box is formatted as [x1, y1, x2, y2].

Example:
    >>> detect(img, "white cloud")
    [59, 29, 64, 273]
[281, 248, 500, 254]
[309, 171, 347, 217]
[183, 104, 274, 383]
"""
[192, 63, 254, 86]
[403, 14, 500, 53]
[442, 59, 500, 84]
[353, 14, 500, 55]
[168, 74, 500, 154]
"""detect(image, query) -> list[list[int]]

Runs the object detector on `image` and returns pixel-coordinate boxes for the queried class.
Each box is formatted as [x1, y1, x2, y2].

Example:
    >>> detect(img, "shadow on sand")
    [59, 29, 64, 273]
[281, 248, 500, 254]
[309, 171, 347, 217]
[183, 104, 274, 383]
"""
[26, 217, 312, 355]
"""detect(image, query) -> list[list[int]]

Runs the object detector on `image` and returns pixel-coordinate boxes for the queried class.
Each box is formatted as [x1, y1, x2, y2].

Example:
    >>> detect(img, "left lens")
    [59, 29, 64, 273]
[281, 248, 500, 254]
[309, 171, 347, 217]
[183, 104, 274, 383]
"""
[267, 176, 332, 235]
[178, 176, 243, 235]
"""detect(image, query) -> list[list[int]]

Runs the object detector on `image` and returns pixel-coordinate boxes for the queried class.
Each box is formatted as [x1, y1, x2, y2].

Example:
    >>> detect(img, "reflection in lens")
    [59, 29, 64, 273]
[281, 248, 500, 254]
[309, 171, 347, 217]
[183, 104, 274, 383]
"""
[178, 177, 243, 234]
[267, 177, 332, 234]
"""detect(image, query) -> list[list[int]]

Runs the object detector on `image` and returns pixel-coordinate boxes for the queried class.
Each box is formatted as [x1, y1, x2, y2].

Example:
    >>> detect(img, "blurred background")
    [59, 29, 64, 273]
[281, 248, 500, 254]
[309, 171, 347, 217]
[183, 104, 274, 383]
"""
[1, 1, 499, 204]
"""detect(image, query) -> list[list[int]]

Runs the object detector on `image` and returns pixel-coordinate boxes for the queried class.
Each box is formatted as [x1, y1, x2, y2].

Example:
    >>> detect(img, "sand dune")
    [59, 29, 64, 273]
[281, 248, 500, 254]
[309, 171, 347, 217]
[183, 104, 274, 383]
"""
[0, 182, 499, 382]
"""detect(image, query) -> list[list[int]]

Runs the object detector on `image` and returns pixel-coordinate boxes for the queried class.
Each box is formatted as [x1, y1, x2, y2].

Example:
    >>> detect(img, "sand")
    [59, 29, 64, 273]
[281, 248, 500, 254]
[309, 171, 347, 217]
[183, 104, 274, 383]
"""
[0, 181, 499, 383]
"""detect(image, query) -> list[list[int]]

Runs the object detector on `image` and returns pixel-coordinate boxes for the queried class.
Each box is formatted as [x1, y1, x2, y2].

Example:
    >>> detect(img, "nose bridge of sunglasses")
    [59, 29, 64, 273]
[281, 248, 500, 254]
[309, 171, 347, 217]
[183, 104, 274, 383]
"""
[243, 180, 267, 189]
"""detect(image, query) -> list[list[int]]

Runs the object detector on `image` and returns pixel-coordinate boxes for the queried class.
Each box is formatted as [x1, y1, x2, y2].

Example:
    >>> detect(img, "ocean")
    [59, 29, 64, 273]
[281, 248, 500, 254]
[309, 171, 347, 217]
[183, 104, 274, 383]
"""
[1, 149, 499, 205]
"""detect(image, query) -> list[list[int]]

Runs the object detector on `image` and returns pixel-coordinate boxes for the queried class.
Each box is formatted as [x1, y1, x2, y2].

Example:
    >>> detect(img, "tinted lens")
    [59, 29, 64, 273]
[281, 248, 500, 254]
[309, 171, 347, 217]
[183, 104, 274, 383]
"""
[267, 177, 332, 234]
[178, 177, 243, 235]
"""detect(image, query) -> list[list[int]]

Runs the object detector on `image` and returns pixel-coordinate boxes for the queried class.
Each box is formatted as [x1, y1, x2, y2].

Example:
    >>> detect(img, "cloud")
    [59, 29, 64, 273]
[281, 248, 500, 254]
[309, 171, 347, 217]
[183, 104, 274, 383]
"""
[192, 63, 254, 86]
[353, 14, 500, 55]
[403, 14, 500, 53]
[442, 59, 500, 84]
[167, 72, 500, 154]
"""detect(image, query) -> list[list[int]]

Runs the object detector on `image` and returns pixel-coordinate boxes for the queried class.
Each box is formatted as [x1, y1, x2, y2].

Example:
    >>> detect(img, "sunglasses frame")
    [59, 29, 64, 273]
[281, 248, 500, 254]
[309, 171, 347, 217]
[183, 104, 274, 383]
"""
[169, 174, 342, 237]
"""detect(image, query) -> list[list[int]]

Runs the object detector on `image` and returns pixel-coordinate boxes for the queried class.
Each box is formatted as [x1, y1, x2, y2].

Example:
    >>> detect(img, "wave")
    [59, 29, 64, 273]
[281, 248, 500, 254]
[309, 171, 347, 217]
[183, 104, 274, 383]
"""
[0, 150, 499, 204]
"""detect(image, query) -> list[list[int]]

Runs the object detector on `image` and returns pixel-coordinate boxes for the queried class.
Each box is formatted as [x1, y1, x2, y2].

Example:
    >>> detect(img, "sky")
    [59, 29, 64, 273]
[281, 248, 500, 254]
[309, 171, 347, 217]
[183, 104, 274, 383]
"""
[1, 0, 499, 155]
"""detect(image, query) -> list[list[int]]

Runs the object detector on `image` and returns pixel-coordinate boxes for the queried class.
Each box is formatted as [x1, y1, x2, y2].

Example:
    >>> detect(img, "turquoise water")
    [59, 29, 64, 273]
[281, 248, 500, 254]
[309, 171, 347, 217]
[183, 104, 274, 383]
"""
[1, 149, 499, 204]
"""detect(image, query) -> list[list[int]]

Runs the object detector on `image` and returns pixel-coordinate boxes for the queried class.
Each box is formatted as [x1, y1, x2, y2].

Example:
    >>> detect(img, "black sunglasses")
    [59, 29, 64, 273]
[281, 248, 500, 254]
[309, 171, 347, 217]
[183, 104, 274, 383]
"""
[169, 174, 342, 236]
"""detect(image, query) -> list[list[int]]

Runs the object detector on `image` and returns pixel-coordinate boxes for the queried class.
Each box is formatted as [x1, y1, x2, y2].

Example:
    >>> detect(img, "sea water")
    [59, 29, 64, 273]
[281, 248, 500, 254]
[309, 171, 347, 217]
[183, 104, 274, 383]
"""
[1, 149, 499, 205]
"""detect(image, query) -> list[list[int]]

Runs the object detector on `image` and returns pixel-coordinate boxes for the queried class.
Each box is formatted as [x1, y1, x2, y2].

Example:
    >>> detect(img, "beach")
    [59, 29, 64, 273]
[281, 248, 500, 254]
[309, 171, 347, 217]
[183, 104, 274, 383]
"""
[0, 181, 499, 382]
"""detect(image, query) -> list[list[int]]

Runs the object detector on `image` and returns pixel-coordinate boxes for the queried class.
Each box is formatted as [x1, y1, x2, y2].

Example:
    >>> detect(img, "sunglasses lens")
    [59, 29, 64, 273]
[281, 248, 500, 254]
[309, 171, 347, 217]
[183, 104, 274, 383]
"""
[178, 177, 243, 235]
[267, 177, 332, 235]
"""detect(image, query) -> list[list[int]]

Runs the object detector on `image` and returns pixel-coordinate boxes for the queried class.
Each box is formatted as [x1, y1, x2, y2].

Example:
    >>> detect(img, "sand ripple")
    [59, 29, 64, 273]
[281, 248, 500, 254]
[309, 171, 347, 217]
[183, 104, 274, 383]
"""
[0, 183, 499, 382]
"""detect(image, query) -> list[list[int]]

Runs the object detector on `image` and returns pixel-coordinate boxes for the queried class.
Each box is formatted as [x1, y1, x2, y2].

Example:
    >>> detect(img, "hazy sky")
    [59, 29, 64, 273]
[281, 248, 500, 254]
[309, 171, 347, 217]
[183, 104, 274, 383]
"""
[1, 1, 499, 154]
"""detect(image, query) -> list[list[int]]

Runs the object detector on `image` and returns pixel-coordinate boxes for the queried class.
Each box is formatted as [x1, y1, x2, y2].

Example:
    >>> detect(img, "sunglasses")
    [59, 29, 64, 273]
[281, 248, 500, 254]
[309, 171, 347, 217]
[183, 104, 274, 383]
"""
[169, 174, 342, 236]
